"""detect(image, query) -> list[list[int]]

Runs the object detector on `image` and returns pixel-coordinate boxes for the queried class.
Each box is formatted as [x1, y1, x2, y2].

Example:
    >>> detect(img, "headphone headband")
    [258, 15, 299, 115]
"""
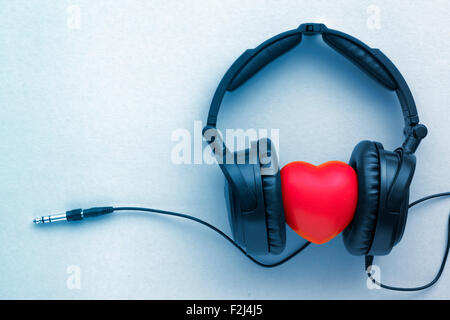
[202, 23, 428, 213]
[204, 23, 425, 146]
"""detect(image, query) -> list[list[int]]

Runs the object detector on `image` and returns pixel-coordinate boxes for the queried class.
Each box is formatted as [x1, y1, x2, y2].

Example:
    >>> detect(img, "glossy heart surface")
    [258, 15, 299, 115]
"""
[280, 161, 358, 244]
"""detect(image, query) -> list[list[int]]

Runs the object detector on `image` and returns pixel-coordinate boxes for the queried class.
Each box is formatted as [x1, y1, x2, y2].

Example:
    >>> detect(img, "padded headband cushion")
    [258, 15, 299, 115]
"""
[258, 138, 286, 254]
[343, 140, 381, 255]
[228, 32, 302, 91]
[322, 31, 397, 91]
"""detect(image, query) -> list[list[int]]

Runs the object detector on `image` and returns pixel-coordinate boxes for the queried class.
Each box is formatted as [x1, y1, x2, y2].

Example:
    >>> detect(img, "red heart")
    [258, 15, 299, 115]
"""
[280, 161, 358, 244]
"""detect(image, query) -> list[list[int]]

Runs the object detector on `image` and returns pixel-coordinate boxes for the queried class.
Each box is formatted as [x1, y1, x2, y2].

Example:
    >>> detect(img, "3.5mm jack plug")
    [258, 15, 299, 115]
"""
[33, 207, 114, 224]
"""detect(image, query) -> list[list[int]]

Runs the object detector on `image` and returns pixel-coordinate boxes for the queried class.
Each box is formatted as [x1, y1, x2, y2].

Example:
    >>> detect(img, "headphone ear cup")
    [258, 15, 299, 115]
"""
[343, 140, 382, 256]
[261, 170, 286, 254]
[258, 138, 286, 254]
[369, 148, 415, 254]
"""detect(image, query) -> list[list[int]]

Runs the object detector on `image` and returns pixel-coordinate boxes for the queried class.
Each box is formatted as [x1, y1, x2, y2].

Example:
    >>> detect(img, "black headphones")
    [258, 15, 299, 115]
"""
[35, 22, 449, 292]
[202, 23, 429, 258]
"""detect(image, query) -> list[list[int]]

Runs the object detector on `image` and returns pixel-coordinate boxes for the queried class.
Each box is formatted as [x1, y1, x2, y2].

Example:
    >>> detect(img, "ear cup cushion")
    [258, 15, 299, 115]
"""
[343, 140, 381, 255]
[261, 171, 286, 254]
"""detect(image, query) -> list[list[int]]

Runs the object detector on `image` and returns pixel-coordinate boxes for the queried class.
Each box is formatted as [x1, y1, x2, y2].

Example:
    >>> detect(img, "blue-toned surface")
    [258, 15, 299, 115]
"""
[0, 1, 449, 299]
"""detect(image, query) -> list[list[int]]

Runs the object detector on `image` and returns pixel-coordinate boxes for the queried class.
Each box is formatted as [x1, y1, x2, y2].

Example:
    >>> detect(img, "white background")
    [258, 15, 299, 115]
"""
[0, 0, 449, 299]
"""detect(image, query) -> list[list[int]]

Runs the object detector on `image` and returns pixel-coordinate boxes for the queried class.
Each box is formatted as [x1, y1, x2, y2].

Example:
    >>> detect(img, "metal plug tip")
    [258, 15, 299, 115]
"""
[32, 213, 67, 225]
[33, 217, 43, 224]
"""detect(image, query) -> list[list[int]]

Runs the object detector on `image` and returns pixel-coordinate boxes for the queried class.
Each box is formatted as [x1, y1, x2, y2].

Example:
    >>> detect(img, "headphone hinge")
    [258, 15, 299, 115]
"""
[402, 124, 428, 154]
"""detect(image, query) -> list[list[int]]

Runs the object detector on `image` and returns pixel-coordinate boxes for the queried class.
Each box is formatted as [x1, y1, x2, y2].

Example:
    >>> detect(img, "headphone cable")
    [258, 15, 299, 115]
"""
[112, 207, 311, 268]
[365, 192, 450, 291]
[33, 192, 449, 284]
[33, 206, 310, 268]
